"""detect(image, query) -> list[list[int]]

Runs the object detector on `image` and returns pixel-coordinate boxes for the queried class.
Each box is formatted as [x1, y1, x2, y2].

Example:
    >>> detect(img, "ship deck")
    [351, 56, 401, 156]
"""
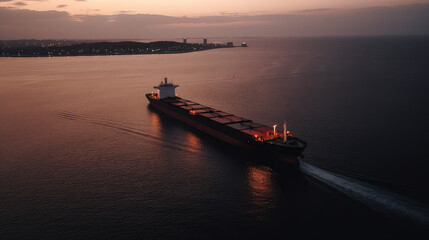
[158, 96, 280, 141]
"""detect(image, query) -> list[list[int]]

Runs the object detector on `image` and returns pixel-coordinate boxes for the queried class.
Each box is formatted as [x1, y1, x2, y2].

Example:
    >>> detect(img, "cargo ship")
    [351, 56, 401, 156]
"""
[146, 78, 307, 166]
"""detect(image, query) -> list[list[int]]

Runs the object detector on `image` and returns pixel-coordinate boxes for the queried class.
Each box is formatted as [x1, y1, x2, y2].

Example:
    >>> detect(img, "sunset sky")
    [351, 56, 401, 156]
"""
[1, 0, 427, 16]
[1, 0, 428, 39]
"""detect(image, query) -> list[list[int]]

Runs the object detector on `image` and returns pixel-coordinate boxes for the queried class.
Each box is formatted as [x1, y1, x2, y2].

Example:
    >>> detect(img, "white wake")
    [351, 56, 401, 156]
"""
[300, 161, 429, 225]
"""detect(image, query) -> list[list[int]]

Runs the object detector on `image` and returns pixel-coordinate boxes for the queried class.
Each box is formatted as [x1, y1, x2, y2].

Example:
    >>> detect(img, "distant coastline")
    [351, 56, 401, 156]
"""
[0, 40, 235, 57]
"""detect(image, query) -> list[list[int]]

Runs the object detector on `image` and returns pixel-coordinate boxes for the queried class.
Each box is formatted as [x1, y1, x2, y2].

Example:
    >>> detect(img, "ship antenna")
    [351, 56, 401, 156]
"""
[273, 124, 277, 136]
[283, 121, 287, 143]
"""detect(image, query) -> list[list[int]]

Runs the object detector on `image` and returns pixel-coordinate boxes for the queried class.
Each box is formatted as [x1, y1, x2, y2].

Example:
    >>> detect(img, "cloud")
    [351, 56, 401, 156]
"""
[218, 11, 243, 17]
[156, 20, 273, 28]
[13, 2, 27, 6]
[118, 10, 136, 14]
[0, 0, 13, 2]
[57, 5, 67, 8]
[298, 8, 334, 13]
[0, 4, 429, 39]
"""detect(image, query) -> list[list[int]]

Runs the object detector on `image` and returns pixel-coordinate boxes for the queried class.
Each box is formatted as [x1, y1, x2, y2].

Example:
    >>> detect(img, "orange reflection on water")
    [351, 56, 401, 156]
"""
[185, 131, 201, 150]
[182, 131, 202, 167]
[150, 111, 161, 129]
[149, 111, 163, 139]
[247, 166, 275, 208]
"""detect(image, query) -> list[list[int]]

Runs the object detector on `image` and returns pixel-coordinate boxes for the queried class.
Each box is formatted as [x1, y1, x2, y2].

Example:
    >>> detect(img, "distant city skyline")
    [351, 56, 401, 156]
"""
[1, 1, 429, 39]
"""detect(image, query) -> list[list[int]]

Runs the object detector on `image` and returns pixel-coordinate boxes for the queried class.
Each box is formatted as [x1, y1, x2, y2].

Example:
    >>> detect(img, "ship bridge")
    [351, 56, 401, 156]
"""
[154, 78, 179, 99]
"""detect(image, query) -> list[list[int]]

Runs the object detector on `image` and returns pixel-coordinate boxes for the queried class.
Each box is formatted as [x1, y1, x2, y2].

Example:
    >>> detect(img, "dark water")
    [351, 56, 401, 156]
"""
[1, 37, 428, 239]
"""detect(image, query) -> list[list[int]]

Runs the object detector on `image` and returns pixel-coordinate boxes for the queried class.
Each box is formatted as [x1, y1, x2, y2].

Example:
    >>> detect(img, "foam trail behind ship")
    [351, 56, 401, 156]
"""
[299, 161, 429, 226]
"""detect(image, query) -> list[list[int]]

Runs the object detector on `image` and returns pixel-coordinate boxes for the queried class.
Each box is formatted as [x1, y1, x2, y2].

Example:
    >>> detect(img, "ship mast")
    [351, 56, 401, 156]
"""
[283, 121, 287, 143]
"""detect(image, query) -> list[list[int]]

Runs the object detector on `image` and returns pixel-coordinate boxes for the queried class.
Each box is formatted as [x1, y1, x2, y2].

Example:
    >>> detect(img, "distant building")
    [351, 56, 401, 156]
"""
[227, 42, 233, 47]
[183, 38, 187, 44]
[203, 38, 207, 45]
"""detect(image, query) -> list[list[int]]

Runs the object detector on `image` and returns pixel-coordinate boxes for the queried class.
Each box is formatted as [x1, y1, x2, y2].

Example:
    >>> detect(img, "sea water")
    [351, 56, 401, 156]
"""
[1, 37, 428, 238]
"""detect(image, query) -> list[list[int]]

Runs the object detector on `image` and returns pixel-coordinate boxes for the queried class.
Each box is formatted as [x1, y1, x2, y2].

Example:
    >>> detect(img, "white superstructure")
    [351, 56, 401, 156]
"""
[154, 78, 179, 99]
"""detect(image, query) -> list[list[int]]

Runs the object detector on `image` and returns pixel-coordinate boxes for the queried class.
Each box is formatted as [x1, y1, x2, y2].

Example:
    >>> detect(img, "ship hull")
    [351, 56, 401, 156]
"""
[146, 94, 305, 166]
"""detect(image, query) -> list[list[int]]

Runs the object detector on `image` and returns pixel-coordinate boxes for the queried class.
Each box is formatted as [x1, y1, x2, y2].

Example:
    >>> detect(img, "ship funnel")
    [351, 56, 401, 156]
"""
[283, 121, 287, 143]
[164, 77, 168, 84]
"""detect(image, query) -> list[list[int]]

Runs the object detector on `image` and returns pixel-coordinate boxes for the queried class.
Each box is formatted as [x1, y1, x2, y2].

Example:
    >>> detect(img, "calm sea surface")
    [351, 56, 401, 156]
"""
[1, 37, 428, 239]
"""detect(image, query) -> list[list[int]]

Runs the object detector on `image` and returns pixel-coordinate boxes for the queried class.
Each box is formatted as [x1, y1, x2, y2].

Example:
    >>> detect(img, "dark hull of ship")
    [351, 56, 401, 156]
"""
[146, 94, 304, 166]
